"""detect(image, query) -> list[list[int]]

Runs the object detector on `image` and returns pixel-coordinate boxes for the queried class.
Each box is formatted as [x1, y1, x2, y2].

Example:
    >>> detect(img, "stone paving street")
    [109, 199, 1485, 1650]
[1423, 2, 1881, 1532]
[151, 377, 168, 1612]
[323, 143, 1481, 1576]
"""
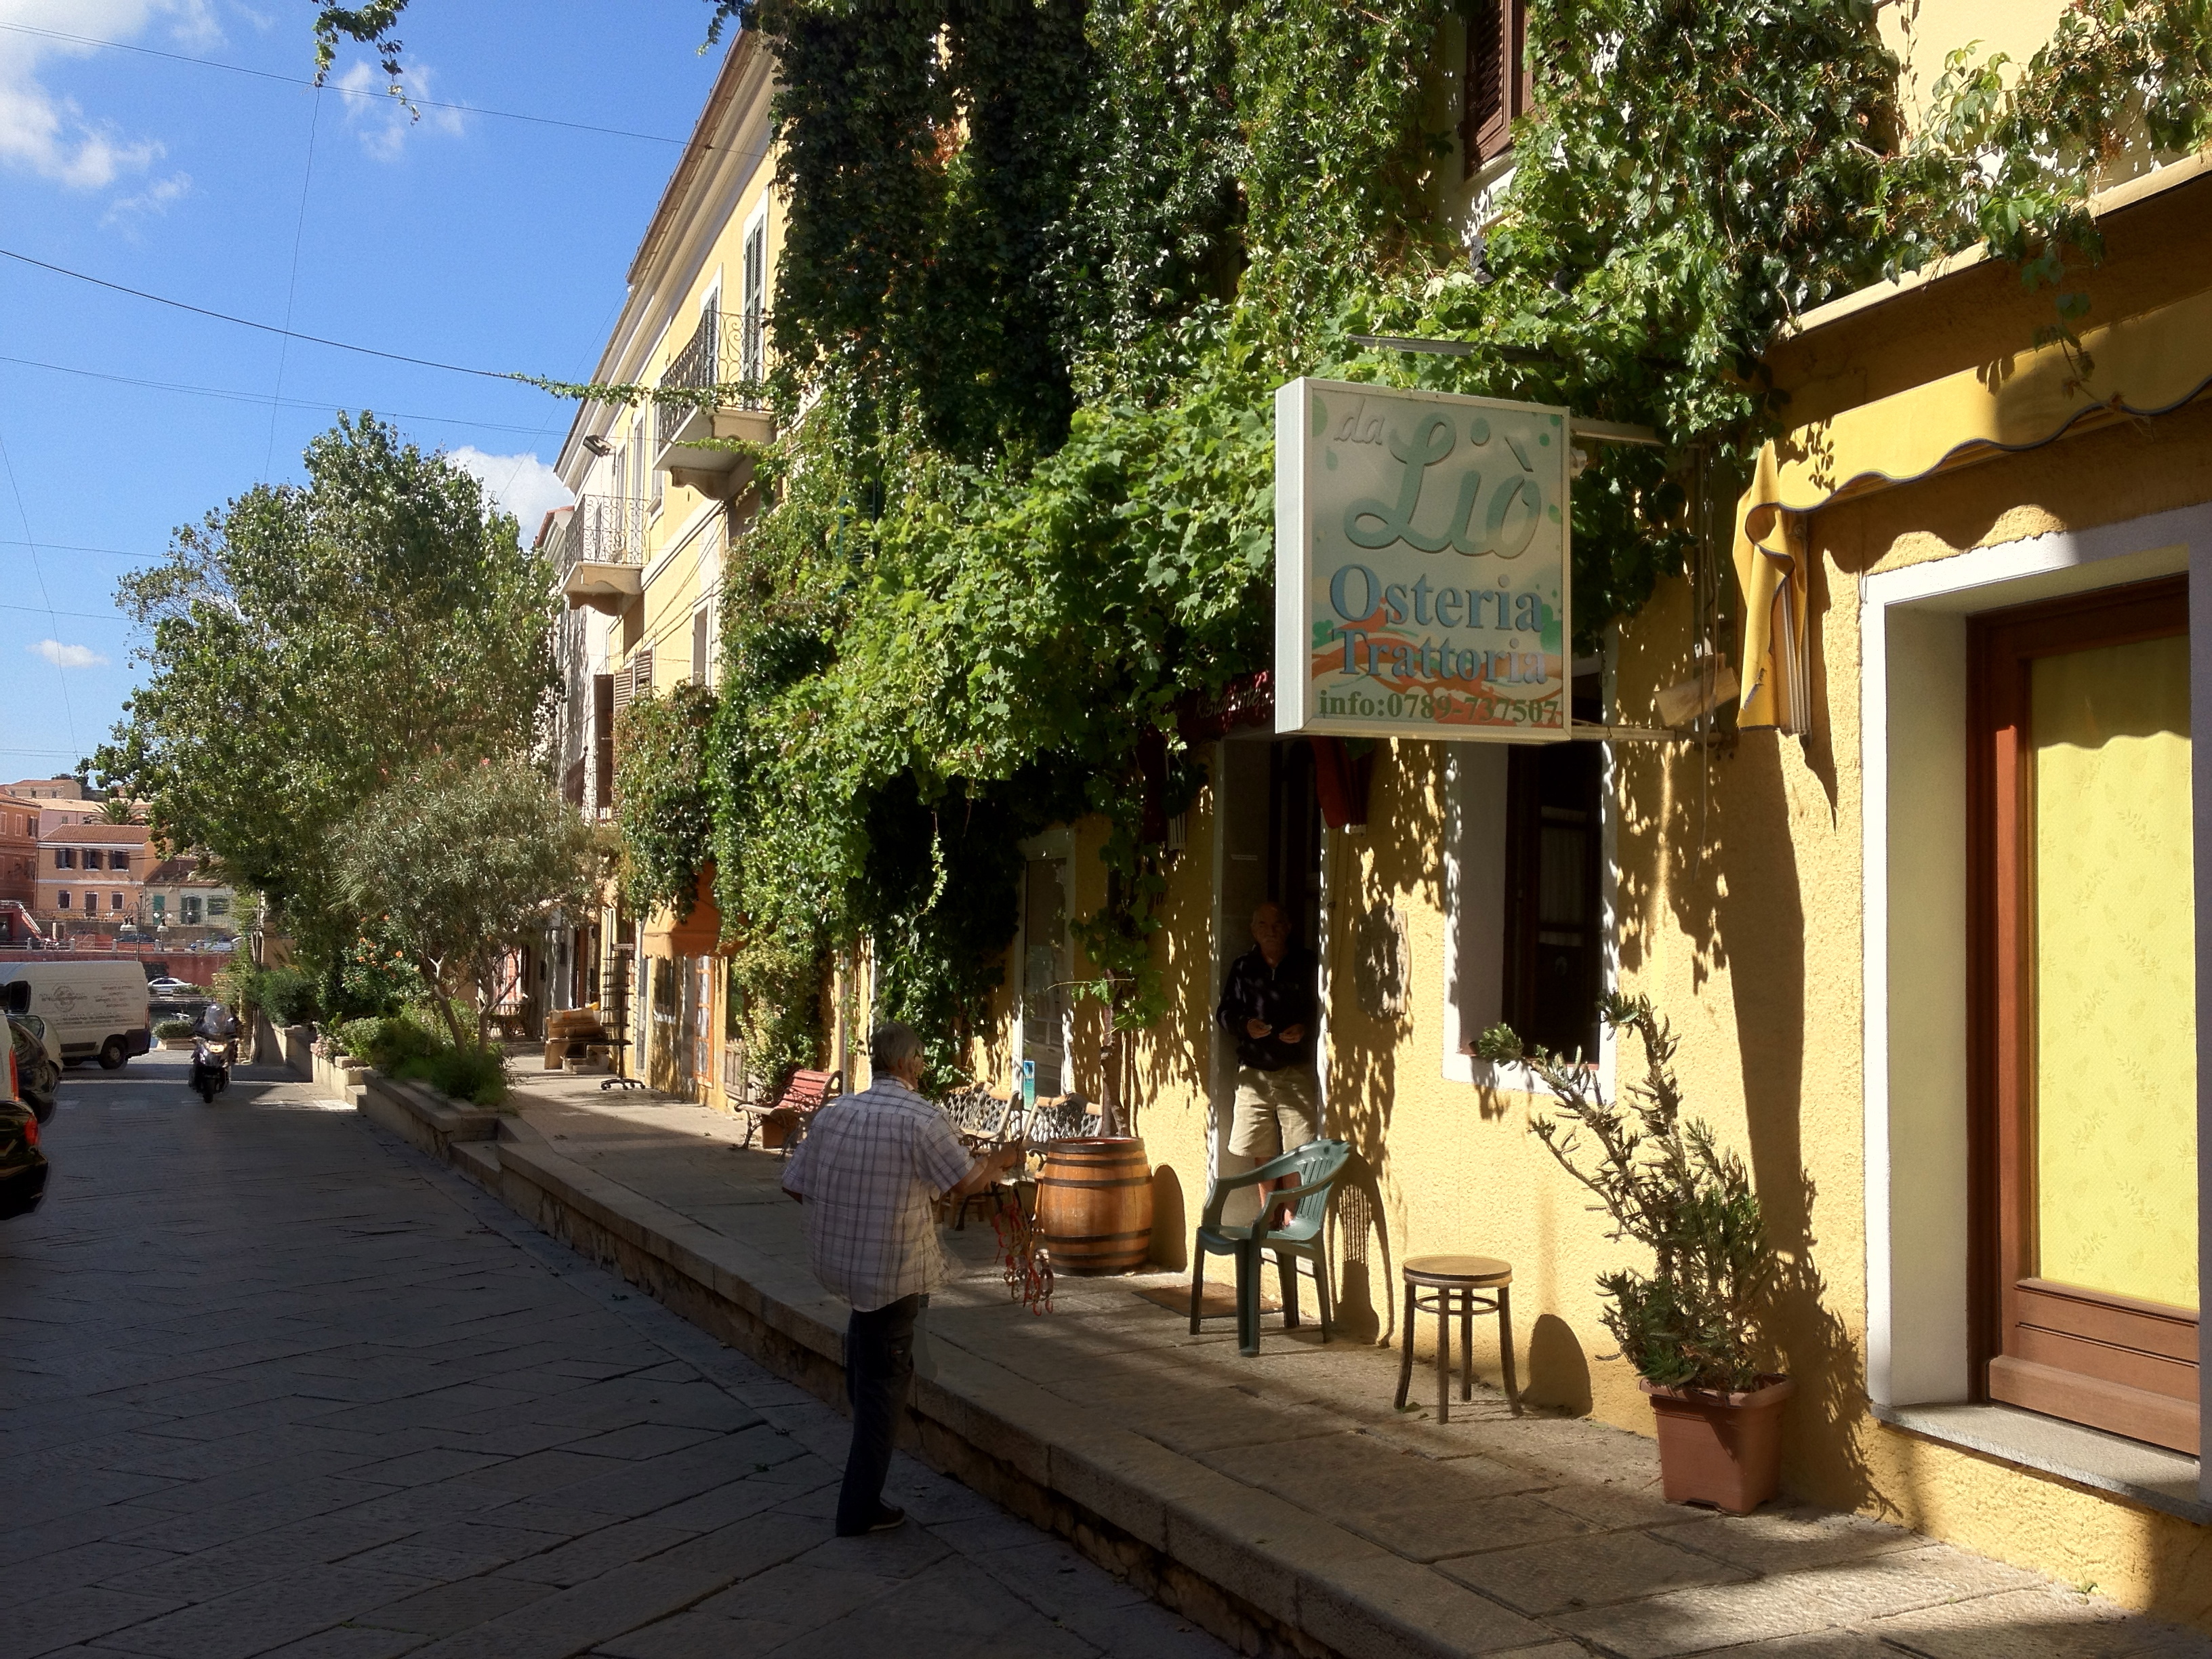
[0, 1051, 1231, 1659]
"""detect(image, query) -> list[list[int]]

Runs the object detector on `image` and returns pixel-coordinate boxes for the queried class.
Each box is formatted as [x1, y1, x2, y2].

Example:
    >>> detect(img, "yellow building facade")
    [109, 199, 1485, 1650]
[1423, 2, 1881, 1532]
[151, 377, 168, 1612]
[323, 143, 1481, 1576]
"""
[966, 16, 2212, 1639]
[551, 8, 2212, 1630]
[546, 33, 780, 1108]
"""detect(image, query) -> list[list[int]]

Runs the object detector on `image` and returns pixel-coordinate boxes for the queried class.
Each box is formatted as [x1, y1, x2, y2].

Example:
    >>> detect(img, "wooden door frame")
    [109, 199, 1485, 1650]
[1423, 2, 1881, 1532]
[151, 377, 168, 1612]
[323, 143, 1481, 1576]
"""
[1967, 573, 2198, 1452]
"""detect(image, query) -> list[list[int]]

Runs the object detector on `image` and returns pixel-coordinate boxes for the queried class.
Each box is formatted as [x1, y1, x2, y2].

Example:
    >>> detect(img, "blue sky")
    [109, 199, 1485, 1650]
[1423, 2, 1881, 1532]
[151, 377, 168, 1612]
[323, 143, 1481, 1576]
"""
[0, 0, 730, 783]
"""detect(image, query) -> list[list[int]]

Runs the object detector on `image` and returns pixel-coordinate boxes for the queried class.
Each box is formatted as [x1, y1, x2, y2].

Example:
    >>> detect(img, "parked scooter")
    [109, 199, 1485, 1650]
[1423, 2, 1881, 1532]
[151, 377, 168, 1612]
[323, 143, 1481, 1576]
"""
[189, 1036, 233, 1102]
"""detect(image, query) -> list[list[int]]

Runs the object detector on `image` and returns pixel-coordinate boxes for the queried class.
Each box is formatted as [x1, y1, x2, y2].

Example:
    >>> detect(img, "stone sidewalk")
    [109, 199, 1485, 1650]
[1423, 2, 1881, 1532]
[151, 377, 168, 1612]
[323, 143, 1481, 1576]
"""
[365, 1059, 2212, 1659]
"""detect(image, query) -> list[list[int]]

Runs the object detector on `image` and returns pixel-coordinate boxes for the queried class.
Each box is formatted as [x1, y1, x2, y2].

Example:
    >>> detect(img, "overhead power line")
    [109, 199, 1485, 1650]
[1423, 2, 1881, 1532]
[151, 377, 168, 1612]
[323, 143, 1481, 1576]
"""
[0, 352, 557, 438]
[0, 20, 699, 149]
[0, 247, 520, 382]
[0, 600, 125, 623]
[0, 537, 159, 562]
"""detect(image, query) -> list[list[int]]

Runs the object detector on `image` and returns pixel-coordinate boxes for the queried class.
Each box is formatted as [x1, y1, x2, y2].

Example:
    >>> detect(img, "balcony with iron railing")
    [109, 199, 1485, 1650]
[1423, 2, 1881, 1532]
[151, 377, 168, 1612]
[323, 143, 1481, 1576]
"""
[653, 304, 777, 500]
[551, 493, 652, 614]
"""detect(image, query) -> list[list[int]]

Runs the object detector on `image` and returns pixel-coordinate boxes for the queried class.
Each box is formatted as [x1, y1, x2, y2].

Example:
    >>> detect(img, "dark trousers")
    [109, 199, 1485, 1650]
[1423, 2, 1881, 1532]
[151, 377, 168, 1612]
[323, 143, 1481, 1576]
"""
[837, 1293, 921, 1534]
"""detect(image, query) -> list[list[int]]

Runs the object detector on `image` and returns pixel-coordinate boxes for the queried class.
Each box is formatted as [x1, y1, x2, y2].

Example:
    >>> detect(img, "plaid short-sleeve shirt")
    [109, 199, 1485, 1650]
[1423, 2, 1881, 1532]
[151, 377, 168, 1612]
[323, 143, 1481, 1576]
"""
[780, 1077, 975, 1313]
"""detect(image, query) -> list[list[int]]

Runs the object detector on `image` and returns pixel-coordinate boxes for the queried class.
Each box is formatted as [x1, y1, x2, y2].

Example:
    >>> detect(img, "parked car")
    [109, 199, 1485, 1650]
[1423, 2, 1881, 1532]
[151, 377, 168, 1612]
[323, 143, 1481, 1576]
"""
[0, 962, 153, 1070]
[0, 1042, 47, 1220]
[145, 977, 206, 1000]
[8, 1015, 59, 1124]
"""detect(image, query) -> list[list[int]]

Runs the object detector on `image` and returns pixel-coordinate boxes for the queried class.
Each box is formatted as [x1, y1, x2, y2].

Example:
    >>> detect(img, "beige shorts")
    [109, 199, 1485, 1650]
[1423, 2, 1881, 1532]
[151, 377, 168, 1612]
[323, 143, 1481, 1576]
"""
[1229, 1065, 1320, 1158]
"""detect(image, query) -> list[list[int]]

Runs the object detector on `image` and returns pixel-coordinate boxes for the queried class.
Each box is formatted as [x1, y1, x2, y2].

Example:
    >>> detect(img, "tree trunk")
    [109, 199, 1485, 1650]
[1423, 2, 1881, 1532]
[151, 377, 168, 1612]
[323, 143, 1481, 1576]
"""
[1100, 998, 1124, 1138]
[423, 956, 470, 1050]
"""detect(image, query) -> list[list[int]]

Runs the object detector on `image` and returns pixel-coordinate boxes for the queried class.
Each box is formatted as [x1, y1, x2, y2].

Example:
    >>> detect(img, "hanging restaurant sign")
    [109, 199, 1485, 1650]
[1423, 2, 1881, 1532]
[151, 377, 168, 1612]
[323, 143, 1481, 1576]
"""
[1273, 377, 1571, 741]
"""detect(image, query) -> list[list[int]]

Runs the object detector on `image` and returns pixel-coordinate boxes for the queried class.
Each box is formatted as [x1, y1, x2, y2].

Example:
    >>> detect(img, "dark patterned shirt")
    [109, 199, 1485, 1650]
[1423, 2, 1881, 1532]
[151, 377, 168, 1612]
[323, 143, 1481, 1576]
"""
[1216, 945, 1317, 1071]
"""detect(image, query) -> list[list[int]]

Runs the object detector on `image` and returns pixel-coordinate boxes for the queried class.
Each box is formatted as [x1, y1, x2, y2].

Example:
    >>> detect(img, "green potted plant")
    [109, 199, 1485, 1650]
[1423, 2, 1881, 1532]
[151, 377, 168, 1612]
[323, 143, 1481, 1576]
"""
[1477, 993, 1788, 1513]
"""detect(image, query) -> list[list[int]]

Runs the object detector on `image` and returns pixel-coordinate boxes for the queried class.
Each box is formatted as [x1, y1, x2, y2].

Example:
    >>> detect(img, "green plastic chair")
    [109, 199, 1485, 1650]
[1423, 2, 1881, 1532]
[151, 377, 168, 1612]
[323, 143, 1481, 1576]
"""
[1189, 1138, 1351, 1357]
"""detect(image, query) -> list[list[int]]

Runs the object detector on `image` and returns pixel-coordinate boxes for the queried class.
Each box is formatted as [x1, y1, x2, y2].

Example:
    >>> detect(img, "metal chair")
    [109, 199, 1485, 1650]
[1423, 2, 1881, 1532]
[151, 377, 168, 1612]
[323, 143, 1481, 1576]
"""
[938, 1085, 1015, 1147]
[937, 1086, 1019, 1230]
[1022, 1092, 1100, 1143]
[1189, 1139, 1351, 1357]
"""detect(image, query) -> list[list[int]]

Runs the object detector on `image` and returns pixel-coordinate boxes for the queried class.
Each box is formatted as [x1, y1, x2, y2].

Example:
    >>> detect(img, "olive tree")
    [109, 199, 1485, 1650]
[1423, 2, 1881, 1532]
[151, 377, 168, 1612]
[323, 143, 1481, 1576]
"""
[331, 758, 600, 1050]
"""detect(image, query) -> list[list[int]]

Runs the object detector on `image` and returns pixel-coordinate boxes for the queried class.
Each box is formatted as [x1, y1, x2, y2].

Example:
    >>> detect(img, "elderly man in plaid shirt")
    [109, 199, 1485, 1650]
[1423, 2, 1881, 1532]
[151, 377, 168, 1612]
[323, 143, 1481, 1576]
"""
[782, 1022, 1021, 1536]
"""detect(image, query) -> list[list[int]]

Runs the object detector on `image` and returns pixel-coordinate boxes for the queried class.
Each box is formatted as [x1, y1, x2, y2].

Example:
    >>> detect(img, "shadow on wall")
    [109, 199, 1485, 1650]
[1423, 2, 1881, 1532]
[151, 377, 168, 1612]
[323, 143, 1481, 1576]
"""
[1523, 1312, 1594, 1414]
[1327, 1154, 1393, 1345]
[1322, 742, 1452, 1349]
[1149, 1164, 1187, 1271]
[1614, 572, 1871, 1513]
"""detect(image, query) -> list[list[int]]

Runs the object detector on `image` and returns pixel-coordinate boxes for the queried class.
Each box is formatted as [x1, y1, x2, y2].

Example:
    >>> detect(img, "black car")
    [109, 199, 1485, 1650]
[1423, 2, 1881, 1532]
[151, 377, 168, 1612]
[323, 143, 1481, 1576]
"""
[0, 1058, 47, 1219]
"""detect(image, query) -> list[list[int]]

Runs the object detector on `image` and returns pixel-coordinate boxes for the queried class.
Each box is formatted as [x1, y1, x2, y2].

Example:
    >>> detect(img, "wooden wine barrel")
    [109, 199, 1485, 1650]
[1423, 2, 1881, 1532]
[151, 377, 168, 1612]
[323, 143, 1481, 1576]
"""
[1035, 1136, 1155, 1275]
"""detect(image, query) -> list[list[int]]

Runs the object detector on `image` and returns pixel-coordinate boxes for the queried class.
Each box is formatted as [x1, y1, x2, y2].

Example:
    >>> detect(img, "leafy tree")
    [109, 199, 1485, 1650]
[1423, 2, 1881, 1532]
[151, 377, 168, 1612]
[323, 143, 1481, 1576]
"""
[330, 758, 600, 1050]
[94, 415, 558, 972]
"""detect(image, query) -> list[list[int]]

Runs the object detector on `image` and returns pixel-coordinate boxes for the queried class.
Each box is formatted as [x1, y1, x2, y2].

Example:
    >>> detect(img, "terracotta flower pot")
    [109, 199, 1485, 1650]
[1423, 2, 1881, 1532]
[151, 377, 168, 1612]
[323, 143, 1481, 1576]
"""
[1640, 1373, 1794, 1513]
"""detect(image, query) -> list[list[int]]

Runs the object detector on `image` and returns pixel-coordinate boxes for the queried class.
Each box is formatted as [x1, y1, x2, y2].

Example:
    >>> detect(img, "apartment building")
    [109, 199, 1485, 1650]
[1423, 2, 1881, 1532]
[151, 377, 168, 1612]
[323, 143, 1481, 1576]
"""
[544, 28, 776, 1101]
[36, 823, 153, 933]
[0, 793, 37, 909]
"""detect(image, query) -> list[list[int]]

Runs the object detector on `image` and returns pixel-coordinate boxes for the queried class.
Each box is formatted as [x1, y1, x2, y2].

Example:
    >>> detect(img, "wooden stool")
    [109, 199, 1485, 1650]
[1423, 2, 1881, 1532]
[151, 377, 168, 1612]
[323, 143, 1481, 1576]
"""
[1395, 1255, 1518, 1422]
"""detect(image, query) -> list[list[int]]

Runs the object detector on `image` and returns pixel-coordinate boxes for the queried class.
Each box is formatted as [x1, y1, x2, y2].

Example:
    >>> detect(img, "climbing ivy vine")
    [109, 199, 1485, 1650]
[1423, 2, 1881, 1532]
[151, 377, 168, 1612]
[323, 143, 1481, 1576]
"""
[612, 682, 719, 922]
[319, 0, 2212, 1086]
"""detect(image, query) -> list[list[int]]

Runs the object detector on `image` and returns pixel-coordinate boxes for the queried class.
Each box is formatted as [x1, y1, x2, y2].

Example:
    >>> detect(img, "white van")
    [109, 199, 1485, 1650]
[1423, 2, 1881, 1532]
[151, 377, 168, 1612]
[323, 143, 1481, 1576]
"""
[0, 962, 152, 1069]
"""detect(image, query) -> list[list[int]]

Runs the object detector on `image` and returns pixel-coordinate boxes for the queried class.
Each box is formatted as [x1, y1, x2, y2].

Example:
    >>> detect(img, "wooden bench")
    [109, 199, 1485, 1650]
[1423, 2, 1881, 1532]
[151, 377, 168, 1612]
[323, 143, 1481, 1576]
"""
[737, 1066, 845, 1154]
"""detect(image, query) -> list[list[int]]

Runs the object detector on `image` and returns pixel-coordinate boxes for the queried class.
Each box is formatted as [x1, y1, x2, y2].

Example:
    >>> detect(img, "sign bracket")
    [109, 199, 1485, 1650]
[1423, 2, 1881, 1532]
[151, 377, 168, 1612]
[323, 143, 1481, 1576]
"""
[1342, 335, 1664, 449]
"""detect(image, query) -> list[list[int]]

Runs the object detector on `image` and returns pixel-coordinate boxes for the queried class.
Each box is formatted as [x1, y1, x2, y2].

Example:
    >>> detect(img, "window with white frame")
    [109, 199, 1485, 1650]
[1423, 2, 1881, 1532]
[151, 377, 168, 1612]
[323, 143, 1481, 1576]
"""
[1441, 670, 1610, 1077]
[741, 211, 767, 387]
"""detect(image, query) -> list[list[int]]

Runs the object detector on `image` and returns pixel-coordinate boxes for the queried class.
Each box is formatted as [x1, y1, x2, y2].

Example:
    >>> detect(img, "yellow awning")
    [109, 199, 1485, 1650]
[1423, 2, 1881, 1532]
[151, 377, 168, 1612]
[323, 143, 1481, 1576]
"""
[1737, 283, 2212, 729]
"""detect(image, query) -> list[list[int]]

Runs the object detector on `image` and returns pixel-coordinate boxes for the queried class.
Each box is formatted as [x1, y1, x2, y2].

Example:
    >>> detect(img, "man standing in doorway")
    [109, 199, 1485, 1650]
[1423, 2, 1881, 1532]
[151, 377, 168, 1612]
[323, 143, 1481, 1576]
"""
[782, 1022, 1021, 1536]
[1216, 901, 1320, 1204]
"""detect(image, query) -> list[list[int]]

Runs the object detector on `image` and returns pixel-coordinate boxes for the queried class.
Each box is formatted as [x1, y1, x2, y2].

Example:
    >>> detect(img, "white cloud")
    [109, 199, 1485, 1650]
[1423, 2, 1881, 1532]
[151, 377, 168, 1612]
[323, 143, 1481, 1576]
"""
[446, 448, 574, 544]
[0, 1, 214, 189]
[331, 57, 465, 160]
[33, 639, 108, 670]
[102, 167, 191, 226]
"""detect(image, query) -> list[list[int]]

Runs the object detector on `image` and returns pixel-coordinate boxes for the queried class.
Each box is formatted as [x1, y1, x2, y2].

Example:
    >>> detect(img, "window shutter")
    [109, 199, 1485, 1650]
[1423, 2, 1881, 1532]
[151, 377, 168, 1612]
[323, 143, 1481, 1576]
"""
[611, 661, 633, 713]
[593, 673, 617, 811]
[1463, 0, 1525, 173]
[634, 644, 654, 698]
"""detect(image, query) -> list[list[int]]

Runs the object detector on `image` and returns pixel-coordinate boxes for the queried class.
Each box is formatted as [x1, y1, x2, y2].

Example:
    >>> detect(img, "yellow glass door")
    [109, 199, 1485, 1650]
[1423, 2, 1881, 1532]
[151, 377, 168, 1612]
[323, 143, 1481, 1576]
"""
[1974, 577, 2198, 1453]
[2030, 634, 2197, 1310]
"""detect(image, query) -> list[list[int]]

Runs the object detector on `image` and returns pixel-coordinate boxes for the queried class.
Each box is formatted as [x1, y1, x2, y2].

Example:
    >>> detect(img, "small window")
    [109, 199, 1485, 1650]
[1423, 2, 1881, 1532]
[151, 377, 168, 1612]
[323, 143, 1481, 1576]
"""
[1501, 739, 1603, 1059]
[110, 852, 128, 873]
[53, 848, 72, 869]
[208, 897, 229, 918]
[57, 890, 70, 909]
[110, 892, 123, 911]
[152, 895, 166, 916]
[1462, 0, 1530, 173]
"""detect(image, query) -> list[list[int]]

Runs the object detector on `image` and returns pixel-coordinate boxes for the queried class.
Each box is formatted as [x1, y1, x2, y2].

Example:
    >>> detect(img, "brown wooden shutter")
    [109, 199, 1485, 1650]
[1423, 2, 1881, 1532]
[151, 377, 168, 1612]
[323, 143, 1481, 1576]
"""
[633, 644, 654, 699]
[1463, 0, 1526, 173]
[593, 672, 617, 811]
